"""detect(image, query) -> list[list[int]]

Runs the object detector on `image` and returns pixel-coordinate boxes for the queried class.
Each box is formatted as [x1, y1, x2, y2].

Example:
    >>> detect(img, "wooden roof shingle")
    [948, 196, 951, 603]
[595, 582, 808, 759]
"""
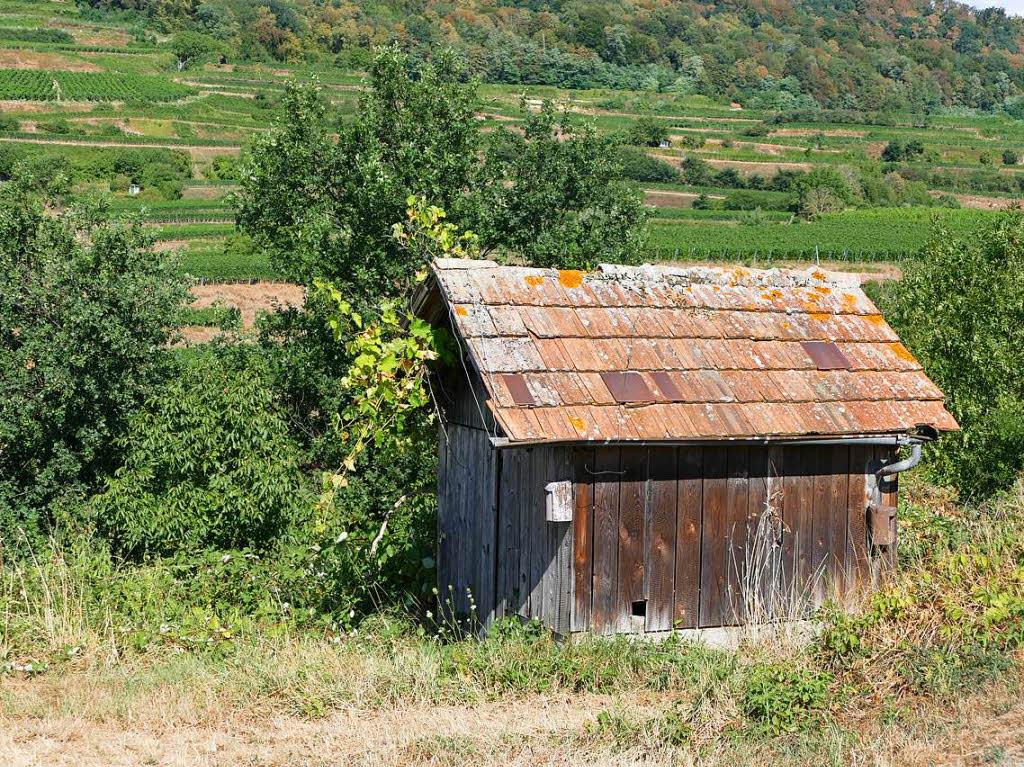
[421, 259, 959, 445]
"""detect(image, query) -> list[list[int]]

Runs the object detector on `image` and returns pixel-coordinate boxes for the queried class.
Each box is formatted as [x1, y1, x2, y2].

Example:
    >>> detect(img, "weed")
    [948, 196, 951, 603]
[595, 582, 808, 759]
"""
[740, 663, 834, 735]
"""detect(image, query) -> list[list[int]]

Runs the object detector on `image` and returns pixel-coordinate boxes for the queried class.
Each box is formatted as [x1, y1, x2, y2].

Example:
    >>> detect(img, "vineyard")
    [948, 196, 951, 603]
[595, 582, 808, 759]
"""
[649, 208, 999, 261]
[0, 70, 194, 102]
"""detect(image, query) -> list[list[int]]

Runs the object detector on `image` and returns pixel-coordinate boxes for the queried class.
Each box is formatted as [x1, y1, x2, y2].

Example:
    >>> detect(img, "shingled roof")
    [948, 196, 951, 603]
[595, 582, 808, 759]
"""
[420, 258, 958, 445]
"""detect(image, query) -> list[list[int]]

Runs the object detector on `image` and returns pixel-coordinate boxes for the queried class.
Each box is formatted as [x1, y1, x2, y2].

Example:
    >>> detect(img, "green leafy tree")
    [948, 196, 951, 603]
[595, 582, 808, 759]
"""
[625, 116, 669, 147]
[235, 48, 480, 304]
[89, 347, 311, 555]
[236, 46, 648, 301]
[171, 31, 216, 70]
[474, 104, 648, 269]
[876, 212, 1024, 498]
[0, 170, 188, 537]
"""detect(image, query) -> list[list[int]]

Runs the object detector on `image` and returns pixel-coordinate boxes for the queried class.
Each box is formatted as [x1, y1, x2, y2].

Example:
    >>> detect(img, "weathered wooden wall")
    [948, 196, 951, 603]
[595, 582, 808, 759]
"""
[570, 444, 897, 634]
[436, 423, 499, 624]
[495, 447, 574, 634]
[436, 438, 899, 635]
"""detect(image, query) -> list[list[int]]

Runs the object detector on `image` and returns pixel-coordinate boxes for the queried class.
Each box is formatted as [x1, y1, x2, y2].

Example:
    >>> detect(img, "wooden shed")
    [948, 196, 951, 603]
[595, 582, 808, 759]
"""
[414, 259, 958, 636]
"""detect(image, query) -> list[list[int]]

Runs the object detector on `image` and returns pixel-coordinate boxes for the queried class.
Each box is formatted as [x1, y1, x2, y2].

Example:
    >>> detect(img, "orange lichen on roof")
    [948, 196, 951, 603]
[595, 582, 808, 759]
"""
[558, 270, 585, 289]
[524, 275, 545, 287]
[567, 415, 586, 432]
[762, 289, 783, 300]
[454, 306, 468, 316]
[811, 269, 827, 280]
[809, 312, 831, 322]
[889, 342, 918, 362]
[815, 286, 832, 295]
[865, 314, 886, 325]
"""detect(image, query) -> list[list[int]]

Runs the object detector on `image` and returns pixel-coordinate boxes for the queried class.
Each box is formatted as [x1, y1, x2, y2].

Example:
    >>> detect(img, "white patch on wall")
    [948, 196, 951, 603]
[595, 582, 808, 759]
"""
[545, 480, 572, 522]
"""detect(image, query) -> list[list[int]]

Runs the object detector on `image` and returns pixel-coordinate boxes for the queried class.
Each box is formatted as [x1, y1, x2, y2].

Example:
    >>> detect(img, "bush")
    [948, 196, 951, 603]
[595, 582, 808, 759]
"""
[0, 172, 189, 539]
[875, 212, 1024, 498]
[89, 347, 312, 555]
[1002, 150, 1017, 166]
[625, 116, 668, 147]
[614, 146, 680, 183]
[741, 664, 833, 734]
[881, 138, 924, 162]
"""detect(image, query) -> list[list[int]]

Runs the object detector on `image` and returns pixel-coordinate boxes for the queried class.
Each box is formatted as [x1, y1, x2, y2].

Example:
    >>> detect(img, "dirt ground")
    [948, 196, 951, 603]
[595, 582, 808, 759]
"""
[0, 686, 1021, 766]
[771, 128, 867, 138]
[184, 282, 304, 338]
[934, 191, 1024, 210]
[0, 50, 101, 72]
[643, 190, 725, 208]
[651, 154, 814, 174]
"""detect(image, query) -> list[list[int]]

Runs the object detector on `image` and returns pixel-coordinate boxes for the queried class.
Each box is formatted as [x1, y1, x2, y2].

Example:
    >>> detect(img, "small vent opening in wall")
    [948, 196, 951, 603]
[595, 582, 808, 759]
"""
[631, 600, 647, 619]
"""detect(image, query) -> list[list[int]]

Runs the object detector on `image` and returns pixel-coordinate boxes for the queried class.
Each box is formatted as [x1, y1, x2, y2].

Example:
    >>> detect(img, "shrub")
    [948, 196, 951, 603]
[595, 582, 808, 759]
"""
[881, 138, 924, 162]
[0, 171, 189, 539]
[1002, 150, 1017, 166]
[614, 146, 680, 183]
[741, 664, 833, 734]
[875, 212, 1024, 498]
[89, 347, 312, 555]
[625, 115, 668, 147]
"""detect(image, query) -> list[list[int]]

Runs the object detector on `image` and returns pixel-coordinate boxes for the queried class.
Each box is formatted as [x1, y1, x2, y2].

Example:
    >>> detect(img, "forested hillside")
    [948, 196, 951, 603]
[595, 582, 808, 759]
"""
[79, 0, 1024, 111]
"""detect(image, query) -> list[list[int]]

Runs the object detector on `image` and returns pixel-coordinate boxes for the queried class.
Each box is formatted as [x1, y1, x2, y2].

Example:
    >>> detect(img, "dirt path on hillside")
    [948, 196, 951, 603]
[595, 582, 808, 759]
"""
[0, 136, 241, 158]
[931, 191, 1023, 209]
[651, 153, 814, 174]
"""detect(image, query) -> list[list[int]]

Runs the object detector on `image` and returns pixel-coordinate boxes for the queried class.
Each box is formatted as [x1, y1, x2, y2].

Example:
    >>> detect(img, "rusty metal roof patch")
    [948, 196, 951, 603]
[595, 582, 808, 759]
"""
[801, 341, 852, 370]
[600, 371, 654, 403]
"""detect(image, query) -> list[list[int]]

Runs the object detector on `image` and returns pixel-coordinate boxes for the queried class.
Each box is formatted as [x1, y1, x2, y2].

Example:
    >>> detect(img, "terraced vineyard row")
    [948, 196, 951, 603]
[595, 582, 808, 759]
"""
[0, 70, 194, 102]
[649, 208, 999, 261]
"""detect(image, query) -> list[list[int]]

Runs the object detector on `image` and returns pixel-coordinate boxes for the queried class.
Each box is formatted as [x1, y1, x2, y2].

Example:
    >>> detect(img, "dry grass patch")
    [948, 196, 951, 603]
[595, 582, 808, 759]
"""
[0, 50, 101, 72]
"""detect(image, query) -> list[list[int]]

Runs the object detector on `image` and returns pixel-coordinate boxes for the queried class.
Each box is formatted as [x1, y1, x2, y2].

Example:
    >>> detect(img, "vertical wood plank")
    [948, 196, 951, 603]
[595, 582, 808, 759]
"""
[517, 448, 534, 620]
[764, 446, 786, 620]
[591, 447, 620, 635]
[499, 449, 525, 619]
[827, 446, 850, 598]
[795, 447, 816, 616]
[617, 447, 648, 633]
[699, 446, 728, 628]
[724, 446, 749, 625]
[746, 446, 771, 622]
[571, 447, 595, 633]
[781, 446, 814, 616]
[474, 439, 499, 629]
[436, 426, 452, 617]
[674, 447, 703, 630]
[449, 426, 467, 616]
[528, 448, 548, 623]
[847, 447, 871, 591]
[536, 449, 573, 634]
[646, 447, 677, 633]
[810, 447, 832, 610]
[877, 446, 899, 576]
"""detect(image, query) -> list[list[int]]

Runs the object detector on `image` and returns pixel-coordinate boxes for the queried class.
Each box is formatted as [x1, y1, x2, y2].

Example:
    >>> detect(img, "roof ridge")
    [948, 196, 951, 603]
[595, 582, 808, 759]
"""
[598, 263, 862, 289]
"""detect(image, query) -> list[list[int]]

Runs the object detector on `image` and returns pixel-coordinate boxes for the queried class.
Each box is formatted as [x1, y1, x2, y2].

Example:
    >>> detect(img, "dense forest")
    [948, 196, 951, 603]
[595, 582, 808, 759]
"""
[81, 0, 1024, 112]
